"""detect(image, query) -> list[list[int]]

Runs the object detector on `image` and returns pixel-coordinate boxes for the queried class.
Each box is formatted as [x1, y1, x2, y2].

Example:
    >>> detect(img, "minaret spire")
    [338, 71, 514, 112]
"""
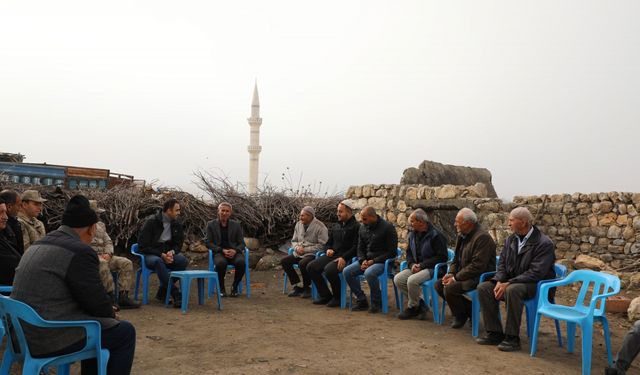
[247, 81, 262, 194]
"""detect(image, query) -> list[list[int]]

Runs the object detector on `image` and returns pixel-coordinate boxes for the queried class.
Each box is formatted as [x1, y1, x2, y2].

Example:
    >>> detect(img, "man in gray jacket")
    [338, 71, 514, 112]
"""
[205, 202, 246, 297]
[11, 195, 136, 375]
[281, 206, 328, 298]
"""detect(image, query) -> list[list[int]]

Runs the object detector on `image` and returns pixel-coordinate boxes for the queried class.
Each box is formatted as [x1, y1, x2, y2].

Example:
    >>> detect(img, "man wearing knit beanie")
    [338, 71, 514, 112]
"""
[11, 195, 136, 374]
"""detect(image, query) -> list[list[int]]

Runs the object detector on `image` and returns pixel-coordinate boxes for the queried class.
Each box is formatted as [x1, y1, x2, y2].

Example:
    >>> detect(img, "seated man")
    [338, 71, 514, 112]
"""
[476, 207, 555, 352]
[89, 200, 140, 309]
[394, 208, 448, 320]
[205, 202, 246, 297]
[281, 206, 328, 298]
[343, 206, 398, 314]
[606, 320, 640, 374]
[138, 198, 188, 307]
[18, 189, 47, 250]
[436, 208, 496, 328]
[0, 197, 22, 286]
[307, 200, 360, 307]
[0, 189, 24, 254]
[11, 195, 135, 374]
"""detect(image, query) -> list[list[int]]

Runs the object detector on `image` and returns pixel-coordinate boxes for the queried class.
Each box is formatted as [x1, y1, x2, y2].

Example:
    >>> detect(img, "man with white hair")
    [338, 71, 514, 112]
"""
[476, 207, 555, 352]
[281, 206, 328, 298]
[205, 202, 247, 297]
[436, 208, 496, 328]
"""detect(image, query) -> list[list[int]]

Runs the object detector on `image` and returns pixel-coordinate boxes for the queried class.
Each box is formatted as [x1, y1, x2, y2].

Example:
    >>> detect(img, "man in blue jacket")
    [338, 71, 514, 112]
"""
[476, 207, 555, 352]
[394, 208, 448, 320]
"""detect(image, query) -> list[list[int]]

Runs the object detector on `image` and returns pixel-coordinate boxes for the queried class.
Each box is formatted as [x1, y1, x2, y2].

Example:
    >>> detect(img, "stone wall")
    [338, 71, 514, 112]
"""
[346, 184, 640, 268]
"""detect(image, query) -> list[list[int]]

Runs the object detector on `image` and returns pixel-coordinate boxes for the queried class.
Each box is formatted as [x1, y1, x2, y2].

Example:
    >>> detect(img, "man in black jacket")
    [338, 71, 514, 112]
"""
[394, 208, 448, 320]
[343, 206, 398, 314]
[307, 200, 360, 307]
[11, 195, 135, 375]
[0, 198, 22, 286]
[138, 198, 188, 306]
[436, 208, 496, 328]
[476, 207, 555, 352]
[205, 202, 246, 297]
[0, 190, 24, 254]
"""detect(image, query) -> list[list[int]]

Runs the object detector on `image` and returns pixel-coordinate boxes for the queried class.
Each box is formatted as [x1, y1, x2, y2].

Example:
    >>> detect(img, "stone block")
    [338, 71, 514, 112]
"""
[600, 253, 613, 262]
[597, 238, 610, 247]
[397, 200, 407, 212]
[354, 198, 368, 209]
[617, 214, 629, 226]
[562, 203, 574, 214]
[362, 184, 373, 198]
[368, 197, 387, 210]
[623, 226, 635, 241]
[397, 213, 407, 228]
[549, 194, 565, 202]
[608, 245, 624, 254]
[346, 186, 356, 198]
[632, 193, 640, 205]
[386, 212, 397, 223]
[556, 241, 571, 252]
[405, 187, 418, 200]
[629, 298, 640, 321]
[435, 184, 458, 199]
[548, 202, 564, 214]
[592, 226, 608, 237]
[607, 225, 622, 239]
[628, 205, 638, 217]
[588, 214, 598, 227]
[575, 254, 606, 271]
[599, 213, 617, 226]
[619, 204, 628, 215]
[580, 243, 592, 252]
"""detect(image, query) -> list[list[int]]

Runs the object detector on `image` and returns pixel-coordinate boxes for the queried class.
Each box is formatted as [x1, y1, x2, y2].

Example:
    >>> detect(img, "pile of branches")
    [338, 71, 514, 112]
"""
[194, 171, 341, 247]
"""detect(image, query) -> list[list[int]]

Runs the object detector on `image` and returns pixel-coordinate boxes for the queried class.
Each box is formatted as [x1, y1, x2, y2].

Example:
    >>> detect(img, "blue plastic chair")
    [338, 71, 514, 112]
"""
[465, 256, 500, 337]
[523, 263, 568, 346]
[530, 270, 620, 375]
[283, 248, 321, 299]
[348, 248, 402, 314]
[311, 253, 353, 309]
[131, 243, 157, 305]
[0, 295, 109, 375]
[165, 270, 222, 313]
[0, 286, 10, 342]
[208, 248, 251, 297]
[397, 249, 454, 323]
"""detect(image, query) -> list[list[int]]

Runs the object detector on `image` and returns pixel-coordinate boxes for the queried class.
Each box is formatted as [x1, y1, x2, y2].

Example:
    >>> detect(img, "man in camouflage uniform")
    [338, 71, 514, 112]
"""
[90, 200, 140, 309]
[18, 190, 47, 250]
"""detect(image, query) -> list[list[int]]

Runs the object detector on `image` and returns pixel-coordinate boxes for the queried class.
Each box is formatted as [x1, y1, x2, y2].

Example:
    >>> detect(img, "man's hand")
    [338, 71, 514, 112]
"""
[223, 249, 236, 259]
[442, 273, 455, 286]
[326, 249, 334, 257]
[99, 254, 112, 262]
[494, 281, 510, 301]
[335, 257, 346, 272]
[360, 259, 373, 271]
[161, 251, 175, 264]
[295, 246, 305, 256]
[410, 264, 421, 274]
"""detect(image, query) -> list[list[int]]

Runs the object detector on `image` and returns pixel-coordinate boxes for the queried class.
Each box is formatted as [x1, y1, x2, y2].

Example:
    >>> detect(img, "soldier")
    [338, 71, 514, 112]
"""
[90, 200, 140, 309]
[18, 189, 47, 250]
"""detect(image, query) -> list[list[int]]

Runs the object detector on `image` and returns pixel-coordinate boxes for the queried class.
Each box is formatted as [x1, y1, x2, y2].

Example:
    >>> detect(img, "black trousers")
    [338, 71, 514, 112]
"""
[213, 252, 246, 291]
[435, 277, 479, 319]
[281, 254, 314, 288]
[477, 280, 537, 337]
[307, 256, 342, 299]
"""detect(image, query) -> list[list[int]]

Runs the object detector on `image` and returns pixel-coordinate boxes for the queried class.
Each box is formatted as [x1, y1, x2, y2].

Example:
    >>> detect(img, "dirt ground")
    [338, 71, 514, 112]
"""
[4, 265, 639, 374]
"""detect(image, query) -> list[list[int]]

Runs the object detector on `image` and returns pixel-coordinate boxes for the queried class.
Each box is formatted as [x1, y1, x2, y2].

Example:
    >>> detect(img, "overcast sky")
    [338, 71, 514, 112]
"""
[1, 0, 638, 200]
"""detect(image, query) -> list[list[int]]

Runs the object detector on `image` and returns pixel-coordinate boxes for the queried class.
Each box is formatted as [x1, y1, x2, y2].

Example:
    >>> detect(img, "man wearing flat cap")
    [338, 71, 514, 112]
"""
[89, 200, 140, 309]
[11, 195, 136, 374]
[18, 189, 47, 250]
[281, 206, 328, 298]
[307, 200, 360, 307]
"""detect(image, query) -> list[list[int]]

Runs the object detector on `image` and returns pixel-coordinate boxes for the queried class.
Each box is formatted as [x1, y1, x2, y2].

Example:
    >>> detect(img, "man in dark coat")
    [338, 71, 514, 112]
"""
[11, 195, 136, 374]
[0, 198, 22, 286]
[0, 189, 24, 254]
[476, 207, 555, 352]
[394, 208, 448, 320]
[205, 202, 246, 297]
[436, 208, 496, 328]
[307, 200, 360, 307]
[138, 198, 188, 306]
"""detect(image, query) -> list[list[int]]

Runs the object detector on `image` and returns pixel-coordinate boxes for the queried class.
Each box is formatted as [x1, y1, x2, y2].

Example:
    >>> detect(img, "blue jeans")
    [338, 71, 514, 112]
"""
[343, 260, 386, 305]
[144, 254, 188, 288]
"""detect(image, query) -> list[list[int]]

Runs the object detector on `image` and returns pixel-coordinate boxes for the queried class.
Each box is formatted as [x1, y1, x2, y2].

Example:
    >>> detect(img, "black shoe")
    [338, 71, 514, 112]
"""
[155, 286, 167, 302]
[451, 316, 468, 329]
[171, 289, 182, 308]
[497, 336, 521, 352]
[368, 304, 381, 314]
[416, 299, 429, 321]
[301, 288, 312, 299]
[326, 298, 341, 308]
[229, 289, 239, 298]
[118, 292, 141, 309]
[313, 295, 333, 305]
[397, 306, 419, 320]
[351, 299, 369, 311]
[288, 286, 304, 297]
[604, 367, 621, 375]
[477, 332, 505, 346]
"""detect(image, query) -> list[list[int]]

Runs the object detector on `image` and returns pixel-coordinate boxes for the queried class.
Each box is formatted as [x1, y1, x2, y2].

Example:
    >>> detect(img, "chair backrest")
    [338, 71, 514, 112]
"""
[0, 285, 12, 293]
[131, 243, 140, 255]
[568, 270, 621, 314]
[554, 263, 568, 279]
[0, 296, 43, 360]
[495, 256, 500, 270]
[447, 249, 455, 262]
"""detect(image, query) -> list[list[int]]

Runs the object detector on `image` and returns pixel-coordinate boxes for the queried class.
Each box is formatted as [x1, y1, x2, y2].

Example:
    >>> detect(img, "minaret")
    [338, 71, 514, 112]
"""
[247, 81, 262, 194]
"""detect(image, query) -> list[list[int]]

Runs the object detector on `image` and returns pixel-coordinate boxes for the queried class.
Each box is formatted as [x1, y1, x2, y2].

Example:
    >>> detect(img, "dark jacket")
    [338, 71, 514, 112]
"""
[138, 212, 184, 257]
[357, 215, 398, 264]
[406, 224, 448, 273]
[493, 226, 556, 284]
[205, 219, 245, 255]
[324, 215, 360, 261]
[6, 216, 24, 254]
[449, 226, 496, 282]
[11, 226, 116, 357]
[0, 230, 21, 285]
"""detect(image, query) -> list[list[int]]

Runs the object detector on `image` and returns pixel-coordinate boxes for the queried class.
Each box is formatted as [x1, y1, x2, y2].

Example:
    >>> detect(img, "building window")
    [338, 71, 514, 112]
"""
[68, 180, 78, 189]
[89, 180, 98, 188]
[43, 178, 53, 186]
[33, 177, 41, 185]
[79, 180, 88, 188]
[55, 179, 64, 187]
[21, 176, 31, 184]
[98, 180, 107, 189]
[12, 176, 20, 183]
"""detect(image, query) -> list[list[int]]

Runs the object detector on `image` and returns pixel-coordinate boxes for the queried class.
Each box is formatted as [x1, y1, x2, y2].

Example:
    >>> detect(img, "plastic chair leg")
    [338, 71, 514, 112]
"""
[283, 273, 288, 294]
[530, 313, 542, 357]
[340, 273, 347, 309]
[181, 278, 191, 313]
[134, 269, 141, 301]
[601, 317, 613, 366]
[393, 283, 400, 310]
[555, 319, 563, 347]
[581, 323, 593, 375]
[57, 363, 71, 375]
[470, 291, 480, 337]
[197, 278, 205, 305]
[567, 322, 577, 354]
[142, 271, 150, 305]
[165, 278, 174, 306]
[380, 276, 389, 314]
